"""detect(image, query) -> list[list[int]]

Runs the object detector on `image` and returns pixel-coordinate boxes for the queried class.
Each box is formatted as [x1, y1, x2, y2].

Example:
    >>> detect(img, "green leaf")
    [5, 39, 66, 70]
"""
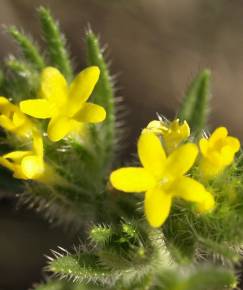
[156, 267, 237, 290]
[0, 69, 5, 93]
[89, 225, 113, 246]
[185, 268, 236, 290]
[48, 227, 166, 288]
[34, 280, 104, 290]
[178, 69, 211, 137]
[85, 29, 116, 172]
[7, 26, 45, 70]
[49, 254, 112, 285]
[34, 280, 81, 290]
[38, 6, 73, 81]
[3, 57, 40, 101]
[34, 280, 68, 290]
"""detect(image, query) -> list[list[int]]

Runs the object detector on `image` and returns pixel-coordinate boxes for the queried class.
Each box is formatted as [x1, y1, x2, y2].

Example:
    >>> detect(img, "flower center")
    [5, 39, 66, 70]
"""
[159, 174, 174, 191]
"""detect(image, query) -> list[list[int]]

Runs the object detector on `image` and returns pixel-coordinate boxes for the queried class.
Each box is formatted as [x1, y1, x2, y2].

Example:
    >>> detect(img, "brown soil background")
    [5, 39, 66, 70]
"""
[0, 1, 243, 289]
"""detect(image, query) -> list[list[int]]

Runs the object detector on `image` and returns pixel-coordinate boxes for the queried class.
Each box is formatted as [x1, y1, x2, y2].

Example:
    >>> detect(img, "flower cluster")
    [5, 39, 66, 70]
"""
[199, 127, 240, 178]
[0, 61, 240, 230]
[20, 66, 106, 142]
[0, 66, 106, 182]
[110, 119, 240, 228]
[0, 131, 44, 180]
[0, 96, 34, 138]
[145, 118, 190, 152]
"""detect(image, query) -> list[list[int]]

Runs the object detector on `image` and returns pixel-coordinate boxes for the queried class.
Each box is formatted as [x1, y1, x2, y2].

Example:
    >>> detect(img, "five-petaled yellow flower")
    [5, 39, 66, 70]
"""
[20, 66, 106, 142]
[0, 96, 33, 138]
[199, 127, 240, 178]
[110, 131, 214, 228]
[146, 119, 190, 152]
[0, 132, 44, 180]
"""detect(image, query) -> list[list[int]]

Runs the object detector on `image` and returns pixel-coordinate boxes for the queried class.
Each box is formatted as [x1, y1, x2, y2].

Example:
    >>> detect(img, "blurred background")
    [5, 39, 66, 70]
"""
[0, 0, 243, 289]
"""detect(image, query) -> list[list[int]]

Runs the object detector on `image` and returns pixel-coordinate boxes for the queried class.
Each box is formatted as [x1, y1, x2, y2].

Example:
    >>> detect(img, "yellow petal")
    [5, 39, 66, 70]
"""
[20, 99, 54, 118]
[32, 132, 44, 157]
[199, 138, 208, 156]
[146, 120, 167, 134]
[0, 156, 15, 171]
[12, 111, 27, 127]
[165, 143, 198, 177]
[144, 186, 172, 228]
[110, 167, 156, 192]
[13, 165, 29, 179]
[199, 158, 221, 178]
[39, 67, 68, 106]
[74, 102, 106, 123]
[0, 96, 10, 106]
[197, 192, 215, 213]
[138, 132, 166, 178]
[47, 116, 79, 142]
[220, 145, 235, 166]
[13, 164, 28, 180]
[210, 127, 228, 145]
[21, 156, 44, 179]
[0, 115, 15, 131]
[180, 120, 190, 138]
[147, 120, 162, 129]
[68, 66, 100, 116]
[172, 176, 215, 212]
[226, 136, 240, 152]
[3, 151, 32, 161]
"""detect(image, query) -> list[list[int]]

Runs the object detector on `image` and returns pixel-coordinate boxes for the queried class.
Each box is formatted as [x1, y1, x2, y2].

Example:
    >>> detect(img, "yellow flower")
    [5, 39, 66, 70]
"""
[199, 127, 240, 178]
[0, 96, 33, 138]
[146, 120, 168, 135]
[0, 132, 44, 180]
[146, 119, 190, 152]
[20, 66, 106, 142]
[110, 131, 214, 228]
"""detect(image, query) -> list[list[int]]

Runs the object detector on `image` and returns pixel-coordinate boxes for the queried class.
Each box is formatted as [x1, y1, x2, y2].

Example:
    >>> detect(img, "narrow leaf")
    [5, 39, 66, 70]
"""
[7, 26, 45, 70]
[185, 267, 236, 290]
[33, 280, 79, 290]
[89, 225, 113, 246]
[178, 69, 211, 136]
[34, 280, 104, 290]
[4, 57, 40, 101]
[38, 6, 73, 81]
[85, 29, 116, 171]
[49, 254, 111, 285]
[157, 267, 237, 290]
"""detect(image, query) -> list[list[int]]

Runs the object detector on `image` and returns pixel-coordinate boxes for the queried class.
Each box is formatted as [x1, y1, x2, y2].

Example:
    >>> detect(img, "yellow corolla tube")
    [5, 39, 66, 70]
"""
[0, 131, 44, 180]
[20, 66, 106, 142]
[0, 96, 33, 138]
[199, 127, 240, 178]
[146, 119, 190, 152]
[110, 131, 215, 228]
